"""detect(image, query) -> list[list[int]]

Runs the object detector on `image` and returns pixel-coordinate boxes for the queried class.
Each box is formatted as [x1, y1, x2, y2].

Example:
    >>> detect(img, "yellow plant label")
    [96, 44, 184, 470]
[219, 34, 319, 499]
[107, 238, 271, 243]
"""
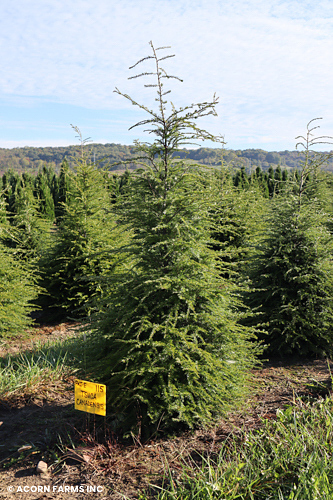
[74, 379, 106, 416]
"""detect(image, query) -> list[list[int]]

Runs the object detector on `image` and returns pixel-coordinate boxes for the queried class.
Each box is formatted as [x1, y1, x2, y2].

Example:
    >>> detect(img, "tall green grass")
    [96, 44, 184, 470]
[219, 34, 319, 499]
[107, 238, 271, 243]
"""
[141, 396, 333, 500]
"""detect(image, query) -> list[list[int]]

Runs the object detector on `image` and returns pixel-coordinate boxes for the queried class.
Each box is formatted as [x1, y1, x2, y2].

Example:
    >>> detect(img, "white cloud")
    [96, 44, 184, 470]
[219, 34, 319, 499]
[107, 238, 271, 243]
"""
[1, 139, 76, 148]
[1, 0, 333, 149]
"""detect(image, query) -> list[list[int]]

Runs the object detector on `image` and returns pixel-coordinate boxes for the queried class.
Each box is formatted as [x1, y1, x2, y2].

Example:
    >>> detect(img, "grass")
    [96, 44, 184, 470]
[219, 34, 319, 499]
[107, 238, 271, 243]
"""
[139, 396, 333, 500]
[1, 328, 333, 499]
[0, 335, 84, 397]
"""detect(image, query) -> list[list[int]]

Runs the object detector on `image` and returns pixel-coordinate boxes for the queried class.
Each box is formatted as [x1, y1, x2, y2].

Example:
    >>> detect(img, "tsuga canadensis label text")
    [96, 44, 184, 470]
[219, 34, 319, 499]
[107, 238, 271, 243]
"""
[74, 379, 106, 416]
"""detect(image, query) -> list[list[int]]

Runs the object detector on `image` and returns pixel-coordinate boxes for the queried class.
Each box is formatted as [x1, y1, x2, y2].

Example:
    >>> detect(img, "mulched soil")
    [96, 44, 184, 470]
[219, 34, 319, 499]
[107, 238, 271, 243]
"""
[0, 323, 332, 499]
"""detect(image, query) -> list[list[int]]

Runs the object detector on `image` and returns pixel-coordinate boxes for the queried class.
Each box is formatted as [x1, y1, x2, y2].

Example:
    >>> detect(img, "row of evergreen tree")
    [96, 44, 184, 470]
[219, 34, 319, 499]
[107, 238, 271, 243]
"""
[0, 161, 301, 228]
[2, 43, 333, 437]
[1, 130, 333, 430]
[0, 156, 307, 325]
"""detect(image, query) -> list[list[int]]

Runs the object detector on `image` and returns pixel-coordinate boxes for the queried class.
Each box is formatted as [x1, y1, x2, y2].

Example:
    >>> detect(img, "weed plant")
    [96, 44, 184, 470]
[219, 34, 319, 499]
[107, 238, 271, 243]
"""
[140, 397, 333, 499]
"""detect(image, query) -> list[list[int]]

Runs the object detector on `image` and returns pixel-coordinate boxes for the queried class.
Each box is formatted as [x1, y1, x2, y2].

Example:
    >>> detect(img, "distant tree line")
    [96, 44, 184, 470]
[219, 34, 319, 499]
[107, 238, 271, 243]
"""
[1, 143, 333, 174]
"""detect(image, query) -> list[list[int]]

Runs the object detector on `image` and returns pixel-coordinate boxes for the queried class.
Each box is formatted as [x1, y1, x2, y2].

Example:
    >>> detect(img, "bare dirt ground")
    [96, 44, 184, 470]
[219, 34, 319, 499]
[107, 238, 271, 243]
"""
[0, 323, 332, 499]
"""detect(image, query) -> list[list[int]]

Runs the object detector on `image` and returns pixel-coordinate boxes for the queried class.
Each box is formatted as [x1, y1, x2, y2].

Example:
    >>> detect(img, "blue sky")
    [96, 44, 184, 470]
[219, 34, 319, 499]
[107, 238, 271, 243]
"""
[1, 0, 333, 151]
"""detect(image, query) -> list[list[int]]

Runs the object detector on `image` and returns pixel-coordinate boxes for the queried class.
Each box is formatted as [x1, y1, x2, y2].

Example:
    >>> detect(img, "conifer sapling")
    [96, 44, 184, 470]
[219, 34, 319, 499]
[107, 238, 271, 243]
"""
[87, 42, 258, 436]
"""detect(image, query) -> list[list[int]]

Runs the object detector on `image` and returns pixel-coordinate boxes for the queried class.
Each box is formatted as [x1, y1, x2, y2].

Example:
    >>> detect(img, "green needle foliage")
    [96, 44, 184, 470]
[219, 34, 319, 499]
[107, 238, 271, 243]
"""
[87, 42, 258, 436]
[247, 119, 333, 356]
[0, 196, 39, 336]
[209, 162, 267, 282]
[34, 167, 55, 221]
[7, 180, 52, 261]
[40, 127, 129, 317]
[0, 244, 39, 337]
[55, 158, 72, 220]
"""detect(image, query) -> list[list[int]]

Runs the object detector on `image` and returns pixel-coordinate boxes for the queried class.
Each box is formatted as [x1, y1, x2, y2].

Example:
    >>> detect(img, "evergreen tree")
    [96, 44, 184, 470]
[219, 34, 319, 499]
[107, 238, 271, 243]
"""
[0, 197, 39, 336]
[267, 165, 275, 196]
[274, 165, 283, 194]
[2, 169, 20, 216]
[55, 158, 71, 220]
[41, 128, 129, 317]
[210, 165, 267, 282]
[282, 168, 289, 183]
[0, 243, 39, 336]
[34, 169, 55, 221]
[247, 119, 333, 356]
[233, 165, 249, 189]
[1, 176, 52, 262]
[87, 42, 258, 436]
[254, 166, 269, 198]
[22, 171, 34, 188]
[10, 180, 52, 261]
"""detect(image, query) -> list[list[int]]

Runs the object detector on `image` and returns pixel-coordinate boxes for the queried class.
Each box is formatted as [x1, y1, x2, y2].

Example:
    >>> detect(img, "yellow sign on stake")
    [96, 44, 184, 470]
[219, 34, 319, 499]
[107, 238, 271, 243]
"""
[74, 379, 106, 416]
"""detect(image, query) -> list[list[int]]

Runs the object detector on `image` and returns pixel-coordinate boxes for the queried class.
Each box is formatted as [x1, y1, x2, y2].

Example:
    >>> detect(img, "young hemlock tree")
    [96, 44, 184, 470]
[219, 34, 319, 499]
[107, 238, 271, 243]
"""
[54, 158, 71, 220]
[0, 196, 39, 337]
[0, 243, 40, 337]
[210, 163, 267, 282]
[252, 166, 270, 198]
[7, 180, 52, 261]
[2, 169, 20, 216]
[34, 168, 55, 221]
[233, 165, 249, 189]
[247, 119, 333, 356]
[87, 42, 258, 436]
[40, 127, 129, 317]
